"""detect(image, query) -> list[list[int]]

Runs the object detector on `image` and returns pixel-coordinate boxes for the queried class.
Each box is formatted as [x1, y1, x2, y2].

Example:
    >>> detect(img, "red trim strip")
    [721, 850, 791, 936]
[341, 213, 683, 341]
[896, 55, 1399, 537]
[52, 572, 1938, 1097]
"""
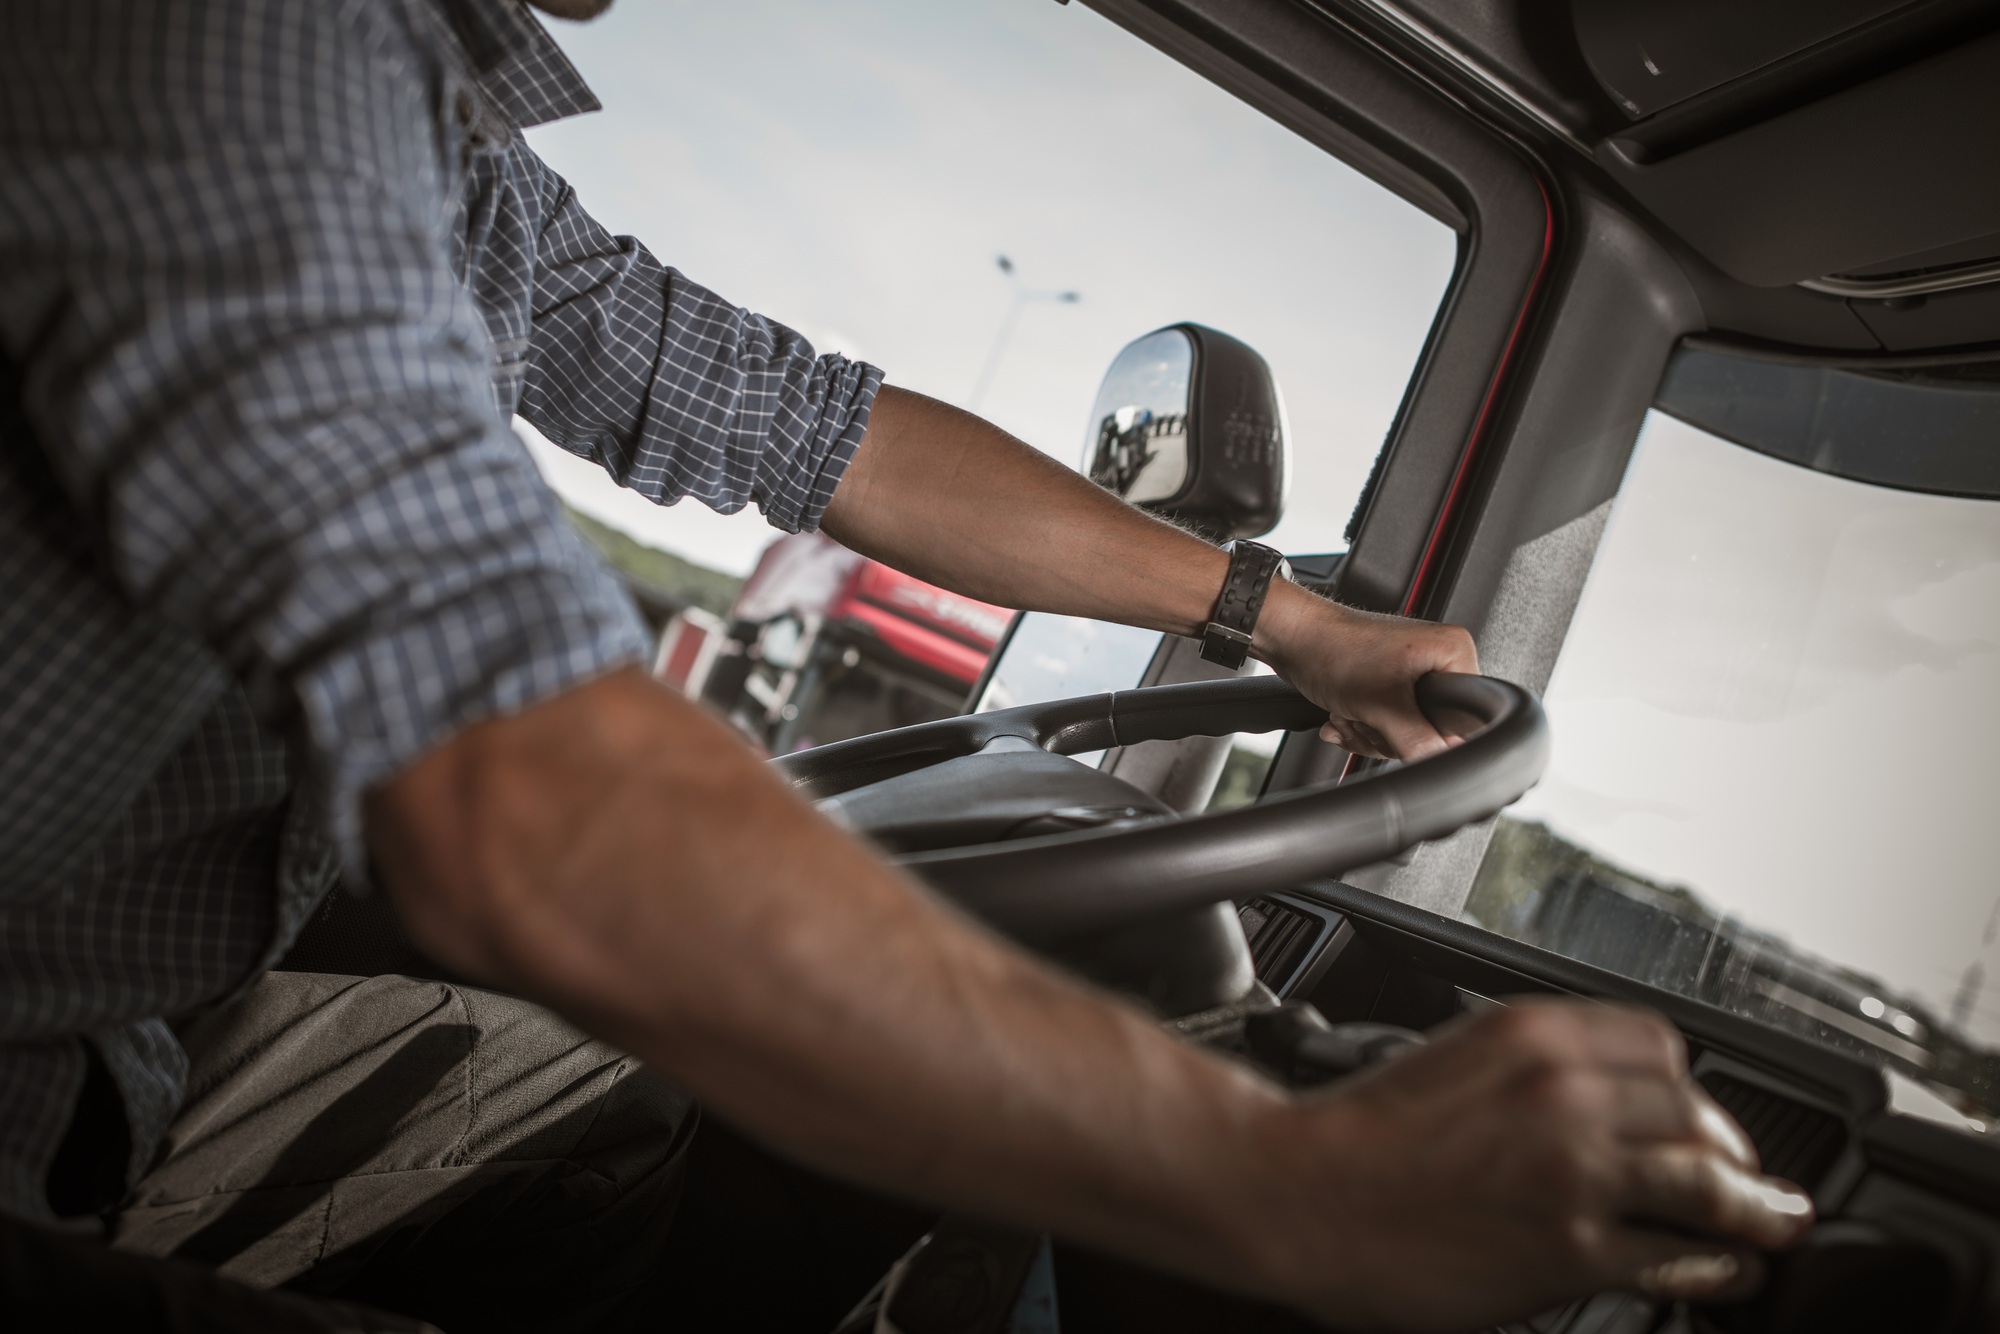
[1336, 174, 1556, 787]
[1398, 174, 1557, 618]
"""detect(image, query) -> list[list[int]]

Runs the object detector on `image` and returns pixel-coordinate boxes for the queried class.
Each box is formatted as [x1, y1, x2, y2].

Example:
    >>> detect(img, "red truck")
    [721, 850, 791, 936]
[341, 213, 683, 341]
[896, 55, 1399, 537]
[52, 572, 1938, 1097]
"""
[654, 530, 1013, 754]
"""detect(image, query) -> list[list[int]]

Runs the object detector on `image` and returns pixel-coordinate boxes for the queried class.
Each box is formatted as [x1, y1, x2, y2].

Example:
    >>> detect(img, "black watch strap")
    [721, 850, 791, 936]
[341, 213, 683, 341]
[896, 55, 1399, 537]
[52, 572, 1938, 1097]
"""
[1199, 540, 1290, 669]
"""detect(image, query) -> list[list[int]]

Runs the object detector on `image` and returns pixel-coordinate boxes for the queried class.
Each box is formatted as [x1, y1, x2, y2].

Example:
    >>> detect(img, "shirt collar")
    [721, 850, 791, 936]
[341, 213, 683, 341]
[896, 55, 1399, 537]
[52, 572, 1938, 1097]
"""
[436, 0, 601, 128]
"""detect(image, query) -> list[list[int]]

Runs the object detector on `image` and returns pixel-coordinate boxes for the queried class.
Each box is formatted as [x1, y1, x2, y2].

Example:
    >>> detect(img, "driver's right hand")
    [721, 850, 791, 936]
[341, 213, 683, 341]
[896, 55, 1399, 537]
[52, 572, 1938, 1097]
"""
[1242, 1000, 1814, 1331]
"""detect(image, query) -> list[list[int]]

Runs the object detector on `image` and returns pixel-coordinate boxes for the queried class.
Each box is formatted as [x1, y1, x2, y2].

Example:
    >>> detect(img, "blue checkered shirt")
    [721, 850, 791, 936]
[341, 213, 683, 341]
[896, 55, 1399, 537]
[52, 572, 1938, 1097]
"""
[0, 0, 881, 1222]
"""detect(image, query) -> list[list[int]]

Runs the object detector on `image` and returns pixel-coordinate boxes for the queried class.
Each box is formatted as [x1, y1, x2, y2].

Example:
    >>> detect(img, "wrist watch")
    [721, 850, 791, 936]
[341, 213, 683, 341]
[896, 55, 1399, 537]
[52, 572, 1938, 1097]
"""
[1199, 540, 1292, 669]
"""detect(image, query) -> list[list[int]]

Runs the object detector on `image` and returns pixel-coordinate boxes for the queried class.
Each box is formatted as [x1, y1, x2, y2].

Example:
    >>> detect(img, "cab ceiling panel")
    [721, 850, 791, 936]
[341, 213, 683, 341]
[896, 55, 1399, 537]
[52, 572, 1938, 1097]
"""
[1337, 0, 2000, 351]
[1595, 31, 2000, 288]
[1574, 0, 1941, 121]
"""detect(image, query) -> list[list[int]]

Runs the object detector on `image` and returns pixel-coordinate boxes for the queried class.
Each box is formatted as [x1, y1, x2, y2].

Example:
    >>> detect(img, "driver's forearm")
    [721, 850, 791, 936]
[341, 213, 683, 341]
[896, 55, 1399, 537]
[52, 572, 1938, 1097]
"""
[823, 385, 1242, 638]
[825, 386, 1480, 762]
[365, 666, 1291, 1290]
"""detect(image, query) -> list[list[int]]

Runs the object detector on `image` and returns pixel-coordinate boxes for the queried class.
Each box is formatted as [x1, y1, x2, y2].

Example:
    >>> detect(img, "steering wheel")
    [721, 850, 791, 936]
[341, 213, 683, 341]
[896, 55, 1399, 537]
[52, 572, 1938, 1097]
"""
[774, 672, 1546, 945]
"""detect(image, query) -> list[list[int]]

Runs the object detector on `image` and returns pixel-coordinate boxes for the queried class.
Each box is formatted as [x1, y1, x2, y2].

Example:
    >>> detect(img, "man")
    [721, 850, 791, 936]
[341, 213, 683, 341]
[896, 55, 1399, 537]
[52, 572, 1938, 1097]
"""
[0, 0, 1812, 1329]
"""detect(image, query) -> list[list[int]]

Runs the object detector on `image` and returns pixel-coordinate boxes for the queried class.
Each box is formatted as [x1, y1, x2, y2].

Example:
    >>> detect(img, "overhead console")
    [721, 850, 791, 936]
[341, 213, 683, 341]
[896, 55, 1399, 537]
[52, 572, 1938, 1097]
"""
[1567, 0, 2000, 295]
[1572, 0, 1995, 137]
[1337, 0, 2000, 350]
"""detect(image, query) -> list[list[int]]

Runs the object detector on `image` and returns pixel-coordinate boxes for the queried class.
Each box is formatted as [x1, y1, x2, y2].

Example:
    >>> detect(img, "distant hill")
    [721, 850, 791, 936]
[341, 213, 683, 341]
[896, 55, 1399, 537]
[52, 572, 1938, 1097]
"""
[562, 504, 744, 622]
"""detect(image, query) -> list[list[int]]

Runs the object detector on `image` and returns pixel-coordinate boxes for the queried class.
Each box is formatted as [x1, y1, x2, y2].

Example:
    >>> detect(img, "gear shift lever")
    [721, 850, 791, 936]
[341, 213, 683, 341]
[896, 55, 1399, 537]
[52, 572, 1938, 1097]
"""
[1244, 1001, 1425, 1086]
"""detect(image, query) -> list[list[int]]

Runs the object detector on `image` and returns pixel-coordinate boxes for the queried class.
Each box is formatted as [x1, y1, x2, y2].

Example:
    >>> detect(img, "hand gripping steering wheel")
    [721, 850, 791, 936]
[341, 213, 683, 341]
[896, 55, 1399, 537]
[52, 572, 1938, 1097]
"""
[774, 672, 1547, 945]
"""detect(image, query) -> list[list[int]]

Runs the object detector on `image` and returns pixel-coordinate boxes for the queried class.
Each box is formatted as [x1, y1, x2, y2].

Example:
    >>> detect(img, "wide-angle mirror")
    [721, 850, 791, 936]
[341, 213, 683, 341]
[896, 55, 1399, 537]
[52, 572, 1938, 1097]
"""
[974, 323, 1298, 764]
[931, 321, 1347, 1030]
[1083, 322, 1290, 542]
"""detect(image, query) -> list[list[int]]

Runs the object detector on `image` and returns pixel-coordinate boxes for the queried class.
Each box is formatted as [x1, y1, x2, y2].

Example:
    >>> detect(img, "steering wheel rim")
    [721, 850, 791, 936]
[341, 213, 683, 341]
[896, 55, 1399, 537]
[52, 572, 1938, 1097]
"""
[775, 672, 1547, 943]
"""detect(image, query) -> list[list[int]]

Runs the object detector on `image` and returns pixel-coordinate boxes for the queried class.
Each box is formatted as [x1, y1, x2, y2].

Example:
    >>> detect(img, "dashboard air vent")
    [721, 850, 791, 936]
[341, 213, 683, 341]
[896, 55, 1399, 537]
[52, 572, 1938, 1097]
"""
[1697, 1070, 1846, 1191]
[1239, 897, 1323, 991]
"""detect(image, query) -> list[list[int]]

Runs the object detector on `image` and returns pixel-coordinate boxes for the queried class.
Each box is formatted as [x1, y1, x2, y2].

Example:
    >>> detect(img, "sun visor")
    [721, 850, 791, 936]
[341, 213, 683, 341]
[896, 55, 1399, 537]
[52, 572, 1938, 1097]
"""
[1656, 344, 2000, 499]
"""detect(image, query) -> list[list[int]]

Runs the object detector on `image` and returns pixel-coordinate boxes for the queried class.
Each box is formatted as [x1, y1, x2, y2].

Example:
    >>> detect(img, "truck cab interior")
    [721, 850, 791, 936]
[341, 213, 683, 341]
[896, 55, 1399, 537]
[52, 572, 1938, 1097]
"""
[284, 2, 2000, 1330]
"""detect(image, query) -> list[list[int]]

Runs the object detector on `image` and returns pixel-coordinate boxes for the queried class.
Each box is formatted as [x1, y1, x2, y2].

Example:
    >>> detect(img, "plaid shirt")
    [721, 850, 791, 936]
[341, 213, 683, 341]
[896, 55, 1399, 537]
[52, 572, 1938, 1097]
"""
[0, 0, 881, 1222]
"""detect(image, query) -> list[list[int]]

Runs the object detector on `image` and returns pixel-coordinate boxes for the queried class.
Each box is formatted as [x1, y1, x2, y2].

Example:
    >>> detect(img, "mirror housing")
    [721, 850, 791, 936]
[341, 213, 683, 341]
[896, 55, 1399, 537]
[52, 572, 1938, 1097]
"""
[1082, 323, 1289, 541]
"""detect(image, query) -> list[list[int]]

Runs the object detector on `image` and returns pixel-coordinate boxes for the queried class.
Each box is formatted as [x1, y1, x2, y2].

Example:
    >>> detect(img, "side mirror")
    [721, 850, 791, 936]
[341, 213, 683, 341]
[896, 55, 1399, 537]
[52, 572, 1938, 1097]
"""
[1082, 323, 1289, 541]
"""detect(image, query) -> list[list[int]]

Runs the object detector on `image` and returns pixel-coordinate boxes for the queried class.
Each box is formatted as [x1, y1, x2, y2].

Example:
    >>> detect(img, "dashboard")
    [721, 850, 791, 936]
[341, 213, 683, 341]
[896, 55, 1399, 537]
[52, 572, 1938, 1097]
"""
[1238, 881, 2000, 1334]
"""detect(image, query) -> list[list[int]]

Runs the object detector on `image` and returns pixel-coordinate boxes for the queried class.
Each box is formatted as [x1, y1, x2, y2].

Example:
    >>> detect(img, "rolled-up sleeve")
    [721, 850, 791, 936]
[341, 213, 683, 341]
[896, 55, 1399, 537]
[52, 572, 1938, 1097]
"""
[0, 0, 649, 871]
[514, 149, 884, 535]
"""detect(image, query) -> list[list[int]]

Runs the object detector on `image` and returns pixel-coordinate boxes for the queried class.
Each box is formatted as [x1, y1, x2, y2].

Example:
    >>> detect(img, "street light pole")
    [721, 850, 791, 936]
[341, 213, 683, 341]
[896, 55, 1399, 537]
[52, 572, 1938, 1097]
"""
[967, 254, 1080, 414]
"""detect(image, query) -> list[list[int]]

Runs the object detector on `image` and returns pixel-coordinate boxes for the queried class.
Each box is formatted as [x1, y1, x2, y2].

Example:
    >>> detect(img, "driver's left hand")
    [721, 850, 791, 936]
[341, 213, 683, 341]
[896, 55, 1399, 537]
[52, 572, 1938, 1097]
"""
[1255, 582, 1481, 761]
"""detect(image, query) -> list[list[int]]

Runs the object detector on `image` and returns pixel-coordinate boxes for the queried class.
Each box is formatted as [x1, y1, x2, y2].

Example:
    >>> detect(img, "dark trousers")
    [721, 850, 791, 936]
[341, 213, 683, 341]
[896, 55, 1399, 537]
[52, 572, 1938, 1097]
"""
[3, 971, 1320, 1333]
[7, 972, 695, 1333]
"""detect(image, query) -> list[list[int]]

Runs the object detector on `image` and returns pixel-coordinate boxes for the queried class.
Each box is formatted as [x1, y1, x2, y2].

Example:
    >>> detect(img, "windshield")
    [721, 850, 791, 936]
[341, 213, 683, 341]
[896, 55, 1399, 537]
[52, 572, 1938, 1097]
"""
[1468, 409, 2000, 1134]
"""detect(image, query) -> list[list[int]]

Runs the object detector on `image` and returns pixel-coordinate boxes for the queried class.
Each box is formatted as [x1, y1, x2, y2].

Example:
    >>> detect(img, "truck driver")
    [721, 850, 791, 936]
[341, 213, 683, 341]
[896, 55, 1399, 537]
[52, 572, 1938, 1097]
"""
[0, 1, 1811, 1329]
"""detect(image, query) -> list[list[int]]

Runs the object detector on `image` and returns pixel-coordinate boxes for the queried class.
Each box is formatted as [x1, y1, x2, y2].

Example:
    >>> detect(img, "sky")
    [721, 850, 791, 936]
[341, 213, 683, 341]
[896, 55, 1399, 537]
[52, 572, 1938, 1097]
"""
[517, 0, 1455, 575]
[1512, 413, 2000, 1043]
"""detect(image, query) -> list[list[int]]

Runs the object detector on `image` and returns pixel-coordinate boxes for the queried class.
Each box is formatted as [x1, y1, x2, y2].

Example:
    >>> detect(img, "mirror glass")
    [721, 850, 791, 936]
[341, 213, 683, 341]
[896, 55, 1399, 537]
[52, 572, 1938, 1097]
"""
[1083, 328, 1194, 505]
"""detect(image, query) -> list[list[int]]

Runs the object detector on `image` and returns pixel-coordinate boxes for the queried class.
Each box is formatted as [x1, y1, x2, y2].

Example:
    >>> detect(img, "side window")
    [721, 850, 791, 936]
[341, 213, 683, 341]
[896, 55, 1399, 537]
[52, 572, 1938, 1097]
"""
[514, 1, 1458, 765]
[1471, 409, 2000, 1132]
